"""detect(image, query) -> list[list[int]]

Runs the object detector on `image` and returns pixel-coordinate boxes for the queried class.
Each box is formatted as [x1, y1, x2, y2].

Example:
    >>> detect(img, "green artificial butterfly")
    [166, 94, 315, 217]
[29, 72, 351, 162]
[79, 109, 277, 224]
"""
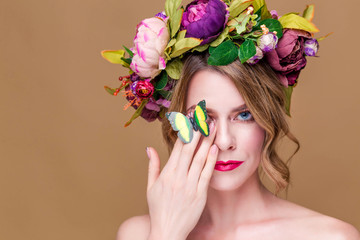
[165, 100, 210, 144]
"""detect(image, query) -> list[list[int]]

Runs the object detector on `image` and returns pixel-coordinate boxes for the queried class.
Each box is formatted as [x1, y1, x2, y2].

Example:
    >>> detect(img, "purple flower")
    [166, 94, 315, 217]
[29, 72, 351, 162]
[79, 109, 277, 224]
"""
[270, 10, 279, 19]
[156, 98, 171, 108]
[141, 107, 160, 122]
[130, 73, 141, 82]
[145, 101, 161, 112]
[181, 0, 228, 45]
[144, 98, 171, 112]
[266, 29, 312, 87]
[257, 33, 278, 52]
[141, 98, 171, 122]
[155, 11, 167, 21]
[304, 38, 319, 57]
[247, 46, 264, 65]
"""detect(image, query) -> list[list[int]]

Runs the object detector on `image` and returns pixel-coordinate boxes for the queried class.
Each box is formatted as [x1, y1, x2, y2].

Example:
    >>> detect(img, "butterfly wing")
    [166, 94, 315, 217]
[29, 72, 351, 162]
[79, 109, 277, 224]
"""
[166, 112, 193, 144]
[194, 100, 209, 137]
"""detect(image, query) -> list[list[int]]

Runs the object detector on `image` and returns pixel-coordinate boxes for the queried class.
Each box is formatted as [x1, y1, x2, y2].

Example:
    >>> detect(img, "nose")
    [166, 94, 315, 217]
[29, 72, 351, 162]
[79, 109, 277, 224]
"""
[214, 119, 236, 151]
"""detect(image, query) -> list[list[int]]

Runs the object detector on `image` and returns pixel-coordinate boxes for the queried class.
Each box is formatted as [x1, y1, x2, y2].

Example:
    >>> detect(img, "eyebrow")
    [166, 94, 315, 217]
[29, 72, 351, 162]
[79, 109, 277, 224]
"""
[186, 103, 248, 113]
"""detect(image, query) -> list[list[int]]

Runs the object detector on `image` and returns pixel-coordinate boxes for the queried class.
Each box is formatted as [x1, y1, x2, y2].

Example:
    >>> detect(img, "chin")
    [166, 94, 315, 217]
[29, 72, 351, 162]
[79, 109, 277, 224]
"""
[208, 168, 260, 192]
[209, 173, 249, 192]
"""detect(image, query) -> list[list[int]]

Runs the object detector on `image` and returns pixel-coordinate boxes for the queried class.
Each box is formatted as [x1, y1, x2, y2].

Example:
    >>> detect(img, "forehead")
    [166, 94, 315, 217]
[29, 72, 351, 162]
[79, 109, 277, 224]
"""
[186, 70, 246, 112]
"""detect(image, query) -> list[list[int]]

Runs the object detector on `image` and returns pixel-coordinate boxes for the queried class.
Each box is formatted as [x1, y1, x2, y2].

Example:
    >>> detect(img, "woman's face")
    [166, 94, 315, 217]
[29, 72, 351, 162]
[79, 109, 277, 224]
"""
[186, 70, 265, 191]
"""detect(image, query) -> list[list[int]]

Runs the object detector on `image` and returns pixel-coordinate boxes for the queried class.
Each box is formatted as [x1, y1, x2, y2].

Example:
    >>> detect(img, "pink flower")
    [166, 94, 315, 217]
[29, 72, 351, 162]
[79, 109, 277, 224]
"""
[134, 79, 154, 99]
[266, 29, 311, 87]
[130, 17, 169, 78]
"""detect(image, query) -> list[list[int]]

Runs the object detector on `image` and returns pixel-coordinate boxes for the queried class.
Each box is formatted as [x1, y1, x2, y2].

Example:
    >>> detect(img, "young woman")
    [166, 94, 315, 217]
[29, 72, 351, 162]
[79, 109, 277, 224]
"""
[101, 0, 360, 239]
[116, 53, 360, 240]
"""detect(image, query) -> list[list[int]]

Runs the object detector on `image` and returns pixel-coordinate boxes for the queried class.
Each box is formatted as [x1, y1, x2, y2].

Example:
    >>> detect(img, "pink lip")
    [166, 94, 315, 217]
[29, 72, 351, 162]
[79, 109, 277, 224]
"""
[214, 160, 244, 172]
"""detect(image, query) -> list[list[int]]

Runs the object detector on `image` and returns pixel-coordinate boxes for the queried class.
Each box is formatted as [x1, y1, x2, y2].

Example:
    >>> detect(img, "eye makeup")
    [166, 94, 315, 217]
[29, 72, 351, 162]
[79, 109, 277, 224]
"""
[186, 104, 254, 124]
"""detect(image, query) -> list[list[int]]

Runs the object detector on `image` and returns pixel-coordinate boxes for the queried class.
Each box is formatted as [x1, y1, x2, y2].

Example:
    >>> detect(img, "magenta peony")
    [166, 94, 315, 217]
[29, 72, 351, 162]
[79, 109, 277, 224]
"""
[266, 29, 311, 87]
[134, 79, 154, 99]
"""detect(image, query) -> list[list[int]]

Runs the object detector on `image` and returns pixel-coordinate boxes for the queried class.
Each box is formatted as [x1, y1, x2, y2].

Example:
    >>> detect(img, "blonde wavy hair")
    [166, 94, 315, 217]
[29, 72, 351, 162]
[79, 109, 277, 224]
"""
[161, 52, 300, 193]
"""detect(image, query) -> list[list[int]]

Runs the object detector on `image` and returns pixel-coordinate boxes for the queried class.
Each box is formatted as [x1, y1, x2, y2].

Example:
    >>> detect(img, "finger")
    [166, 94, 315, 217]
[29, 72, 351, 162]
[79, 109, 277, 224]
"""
[188, 123, 216, 182]
[147, 147, 160, 192]
[162, 138, 183, 173]
[198, 144, 218, 193]
[175, 130, 202, 177]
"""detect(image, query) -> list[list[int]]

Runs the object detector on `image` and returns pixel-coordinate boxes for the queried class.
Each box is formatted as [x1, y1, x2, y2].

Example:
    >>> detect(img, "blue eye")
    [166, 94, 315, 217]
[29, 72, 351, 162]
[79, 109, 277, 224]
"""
[236, 111, 253, 121]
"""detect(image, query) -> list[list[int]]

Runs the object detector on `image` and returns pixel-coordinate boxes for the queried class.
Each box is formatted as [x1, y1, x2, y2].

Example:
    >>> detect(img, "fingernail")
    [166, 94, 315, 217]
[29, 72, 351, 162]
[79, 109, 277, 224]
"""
[210, 144, 218, 155]
[146, 147, 151, 159]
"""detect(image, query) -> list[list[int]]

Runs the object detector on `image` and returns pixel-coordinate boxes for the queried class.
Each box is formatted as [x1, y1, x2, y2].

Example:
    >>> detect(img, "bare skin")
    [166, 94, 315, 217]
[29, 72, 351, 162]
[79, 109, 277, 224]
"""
[117, 70, 360, 240]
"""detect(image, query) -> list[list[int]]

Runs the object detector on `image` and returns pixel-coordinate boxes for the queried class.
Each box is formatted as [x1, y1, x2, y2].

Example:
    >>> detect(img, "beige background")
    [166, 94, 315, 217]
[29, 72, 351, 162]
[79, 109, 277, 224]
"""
[1, 0, 359, 239]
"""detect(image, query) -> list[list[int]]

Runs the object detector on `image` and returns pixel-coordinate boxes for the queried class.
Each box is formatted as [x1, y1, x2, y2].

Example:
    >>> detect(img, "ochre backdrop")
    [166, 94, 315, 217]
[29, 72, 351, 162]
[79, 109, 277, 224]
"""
[1, 0, 359, 239]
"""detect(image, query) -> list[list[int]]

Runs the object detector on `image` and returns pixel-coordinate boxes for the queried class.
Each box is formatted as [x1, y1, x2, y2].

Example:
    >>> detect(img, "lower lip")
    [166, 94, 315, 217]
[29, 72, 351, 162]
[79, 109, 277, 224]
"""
[214, 162, 244, 171]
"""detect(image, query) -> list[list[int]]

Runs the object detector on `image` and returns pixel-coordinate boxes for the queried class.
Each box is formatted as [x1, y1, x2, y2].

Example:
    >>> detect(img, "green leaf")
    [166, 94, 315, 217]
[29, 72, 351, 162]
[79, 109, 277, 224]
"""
[254, 6, 263, 22]
[210, 27, 230, 47]
[254, 18, 283, 38]
[165, 0, 183, 38]
[155, 71, 168, 90]
[123, 45, 134, 58]
[158, 89, 172, 100]
[124, 99, 149, 127]
[170, 8, 184, 38]
[252, 0, 272, 19]
[104, 82, 129, 96]
[238, 39, 256, 64]
[283, 85, 294, 117]
[176, 30, 187, 41]
[121, 57, 132, 65]
[192, 43, 210, 52]
[165, 0, 181, 18]
[242, 30, 262, 38]
[317, 32, 333, 42]
[101, 50, 130, 68]
[209, 46, 215, 54]
[208, 40, 239, 66]
[279, 13, 319, 33]
[165, 58, 183, 79]
[165, 38, 177, 54]
[170, 38, 202, 58]
[104, 86, 117, 95]
[302, 4, 315, 22]
[228, 0, 253, 18]
[235, 15, 251, 35]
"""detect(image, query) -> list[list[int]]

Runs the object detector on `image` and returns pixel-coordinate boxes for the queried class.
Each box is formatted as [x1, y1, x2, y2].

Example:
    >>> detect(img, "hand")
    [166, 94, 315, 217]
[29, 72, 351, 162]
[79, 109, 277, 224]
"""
[146, 124, 218, 240]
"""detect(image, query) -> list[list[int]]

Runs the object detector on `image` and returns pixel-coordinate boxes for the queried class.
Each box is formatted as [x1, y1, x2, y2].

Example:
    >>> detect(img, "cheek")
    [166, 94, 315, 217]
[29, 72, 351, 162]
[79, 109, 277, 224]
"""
[236, 124, 265, 156]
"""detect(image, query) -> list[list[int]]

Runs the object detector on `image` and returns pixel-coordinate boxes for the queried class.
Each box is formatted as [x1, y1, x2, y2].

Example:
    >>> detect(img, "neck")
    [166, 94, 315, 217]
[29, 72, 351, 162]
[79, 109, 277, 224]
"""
[199, 172, 275, 231]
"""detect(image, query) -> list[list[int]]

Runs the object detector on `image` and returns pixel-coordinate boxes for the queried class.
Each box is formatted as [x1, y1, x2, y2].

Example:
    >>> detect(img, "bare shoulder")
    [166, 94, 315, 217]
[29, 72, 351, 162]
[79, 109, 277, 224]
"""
[273, 198, 360, 240]
[332, 219, 360, 240]
[116, 214, 150, 240]
[304, 213, 360, 240]
[307, 214, 360, 240]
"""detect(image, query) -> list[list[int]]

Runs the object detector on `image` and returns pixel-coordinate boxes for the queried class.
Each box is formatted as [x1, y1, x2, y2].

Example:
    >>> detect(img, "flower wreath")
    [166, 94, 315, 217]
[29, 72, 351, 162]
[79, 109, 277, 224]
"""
[101, 0, 329, 127]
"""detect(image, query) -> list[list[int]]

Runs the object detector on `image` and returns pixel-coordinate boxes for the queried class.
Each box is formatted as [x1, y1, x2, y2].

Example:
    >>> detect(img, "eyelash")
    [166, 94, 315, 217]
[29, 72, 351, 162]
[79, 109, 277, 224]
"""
[207, 109, 254, 123]
[235, 109, 254, 122]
